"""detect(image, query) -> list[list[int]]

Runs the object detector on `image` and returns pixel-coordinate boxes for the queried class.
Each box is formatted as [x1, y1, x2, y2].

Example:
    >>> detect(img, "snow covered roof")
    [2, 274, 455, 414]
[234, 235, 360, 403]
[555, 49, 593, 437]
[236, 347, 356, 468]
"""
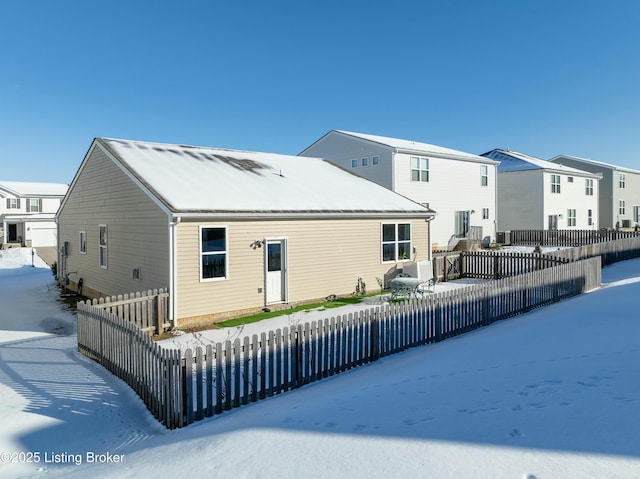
[0, 181, 68, 197]
[549, 155, 640, 175]
[483, 149, 601, 177]
[326, 130, 497, 164]
[96, 138, 434, 216]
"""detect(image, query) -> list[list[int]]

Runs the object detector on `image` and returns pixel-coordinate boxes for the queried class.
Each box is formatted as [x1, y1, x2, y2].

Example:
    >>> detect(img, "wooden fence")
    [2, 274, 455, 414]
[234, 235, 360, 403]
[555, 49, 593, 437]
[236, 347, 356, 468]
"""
[76, 257, 601, 429]
[433, 250, 568, 282]
[508, 229, 639, 246]
[545, 236, 640, 266]
[79, 288, 170, 335]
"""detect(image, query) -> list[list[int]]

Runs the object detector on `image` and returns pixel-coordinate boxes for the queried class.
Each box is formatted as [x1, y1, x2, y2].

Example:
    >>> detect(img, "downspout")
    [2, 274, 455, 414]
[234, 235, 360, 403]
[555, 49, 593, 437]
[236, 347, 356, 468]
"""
[169, 215, 181, 328]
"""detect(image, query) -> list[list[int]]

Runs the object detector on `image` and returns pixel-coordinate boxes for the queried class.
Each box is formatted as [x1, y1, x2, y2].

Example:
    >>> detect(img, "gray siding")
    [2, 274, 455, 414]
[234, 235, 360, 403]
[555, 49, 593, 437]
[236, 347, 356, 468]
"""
[300, 132, 395, 190]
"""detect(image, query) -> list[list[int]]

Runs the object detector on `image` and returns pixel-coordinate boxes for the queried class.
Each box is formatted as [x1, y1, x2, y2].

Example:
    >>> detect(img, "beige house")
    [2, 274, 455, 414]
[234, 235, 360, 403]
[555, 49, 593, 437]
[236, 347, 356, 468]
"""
[57, 138, 435, 327]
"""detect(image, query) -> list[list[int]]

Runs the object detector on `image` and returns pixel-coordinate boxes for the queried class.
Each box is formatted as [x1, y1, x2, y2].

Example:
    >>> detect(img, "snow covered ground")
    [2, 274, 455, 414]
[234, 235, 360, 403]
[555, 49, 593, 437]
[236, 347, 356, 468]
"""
[1, 248, 639, 479]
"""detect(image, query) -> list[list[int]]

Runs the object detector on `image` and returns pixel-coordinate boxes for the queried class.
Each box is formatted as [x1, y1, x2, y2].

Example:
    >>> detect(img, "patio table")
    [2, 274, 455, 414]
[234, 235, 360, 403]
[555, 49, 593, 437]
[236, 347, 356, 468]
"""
[390, 277, 424, 299]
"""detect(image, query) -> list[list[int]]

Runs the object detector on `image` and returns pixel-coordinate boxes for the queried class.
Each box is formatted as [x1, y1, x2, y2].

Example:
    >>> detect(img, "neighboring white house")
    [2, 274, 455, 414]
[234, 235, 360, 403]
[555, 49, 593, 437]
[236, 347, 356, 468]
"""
[549, 155, 640, 230]
[0, 181, 68, 251]
[481, 149, 601, 231]
[300, 130, 499, 249]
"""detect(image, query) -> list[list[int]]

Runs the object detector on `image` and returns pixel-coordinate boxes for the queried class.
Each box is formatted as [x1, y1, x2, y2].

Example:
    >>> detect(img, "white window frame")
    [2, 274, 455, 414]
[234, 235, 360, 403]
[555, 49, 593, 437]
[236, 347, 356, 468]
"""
[551, 175, 561, 194]
[79, 231, 87, 254]
[6, 198, 20, 209]
[381, 223, 411, 262]
[619, 173, 626, 188]
[633, 205, 639, 223]
[481, 165, 489, 186]
[619, 200, 625, 215]
[361, 157, 369, 167]
[200, 226, 228, 281]
[567, 209, 576, 227]
[26, 198, 42, 212]
[410, 157, 429, 182]
[588, 209, 593, 226]
[98, 225, 108, 269]
[482, 208, 490, 220]
[351, 159, 358, 168]
[585, 178, 594, 196]
[372, 155, 380, 166]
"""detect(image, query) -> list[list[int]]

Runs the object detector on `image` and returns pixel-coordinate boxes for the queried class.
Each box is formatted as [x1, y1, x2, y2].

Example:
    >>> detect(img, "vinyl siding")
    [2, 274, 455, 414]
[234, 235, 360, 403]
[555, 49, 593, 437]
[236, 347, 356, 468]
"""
[543, 172, 599, 229]
[497, 171, 544, 230]
[393, 153, 497, 246]
[175, 216, 430, 322]
[57, 146, 170, 298]
[300, 133, 395, 190]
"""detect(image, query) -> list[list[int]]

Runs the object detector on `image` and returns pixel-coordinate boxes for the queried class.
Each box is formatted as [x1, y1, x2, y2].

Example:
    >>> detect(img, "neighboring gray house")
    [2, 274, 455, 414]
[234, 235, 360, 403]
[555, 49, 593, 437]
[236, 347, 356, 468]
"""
[482, 149, 601, 231]
[300, 130, 499, 250]
[549, 155, 640, 229]
[57, 138, 435, 327]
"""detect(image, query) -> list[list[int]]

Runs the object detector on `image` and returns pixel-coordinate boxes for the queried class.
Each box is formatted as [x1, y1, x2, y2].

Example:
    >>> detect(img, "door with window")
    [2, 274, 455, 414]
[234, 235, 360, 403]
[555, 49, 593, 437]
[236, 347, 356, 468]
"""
[454, 211, 470, 238]
[548, 215, 559, 231]
[265, 239, 287, 304]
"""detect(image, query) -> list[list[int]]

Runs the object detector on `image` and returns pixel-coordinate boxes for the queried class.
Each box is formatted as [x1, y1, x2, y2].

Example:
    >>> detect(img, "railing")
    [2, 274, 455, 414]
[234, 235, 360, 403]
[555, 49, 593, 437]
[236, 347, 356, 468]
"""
[508, 229, 639, 246]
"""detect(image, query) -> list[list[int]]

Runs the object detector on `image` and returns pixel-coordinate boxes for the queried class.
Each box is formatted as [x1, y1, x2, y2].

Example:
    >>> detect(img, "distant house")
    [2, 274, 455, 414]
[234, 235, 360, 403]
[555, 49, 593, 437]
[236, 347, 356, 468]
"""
[481, 149, 601, 231]
[0, 181, 68, 252]
[56, 138, 435, 327]
[300, 130, 498, 249]
[549, 155, 640, 230]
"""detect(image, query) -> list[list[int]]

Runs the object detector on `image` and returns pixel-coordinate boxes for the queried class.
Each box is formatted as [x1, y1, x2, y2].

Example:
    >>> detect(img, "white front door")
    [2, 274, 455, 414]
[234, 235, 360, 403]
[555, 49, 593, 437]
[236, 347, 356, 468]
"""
[265, 239, 287, 304]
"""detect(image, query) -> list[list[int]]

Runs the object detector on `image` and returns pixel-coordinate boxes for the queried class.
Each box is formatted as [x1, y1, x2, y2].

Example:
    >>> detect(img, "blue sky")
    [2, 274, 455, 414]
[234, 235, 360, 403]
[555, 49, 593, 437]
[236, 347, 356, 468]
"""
[1, 0, 639, 183]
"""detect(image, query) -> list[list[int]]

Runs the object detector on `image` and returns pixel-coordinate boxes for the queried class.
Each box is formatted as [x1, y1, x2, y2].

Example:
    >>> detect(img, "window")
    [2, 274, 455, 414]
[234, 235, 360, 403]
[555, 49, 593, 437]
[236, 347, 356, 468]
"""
[372, 155, 380, 166]
[585, 178, 594, 196]
[567, 176, 574, 183]
[551, 175, 561, 193]
[633, 205, 639, 223]
[482, 208, 490, 220]
[567, 209, 576, 227]
[99, 225, 108, 268]
[6, 198, 20, 209]
[201, 227, 227, 280]
[361, 157, 369, 167]
[26, 198, 42, 212]
[481, 165, 489, 186]
[382, 223, 411, 262]
[588, 209, 593, 226]
[410, 157, 429, 182]
[619, 173, 626, 188]
[79, 231, 87, 254]
[351, 159, 358, 168]
[619, 200, 626, 215]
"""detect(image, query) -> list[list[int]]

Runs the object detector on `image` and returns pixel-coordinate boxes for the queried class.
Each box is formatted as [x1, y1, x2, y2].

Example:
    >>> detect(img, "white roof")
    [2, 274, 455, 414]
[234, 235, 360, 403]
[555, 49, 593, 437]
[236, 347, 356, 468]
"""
[0, 181, 68, 197]
[484, 149, 601, 177]
[97, 138, 433, 216]
[331, 130, 496, 163]
[550, 155, 640, 175]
